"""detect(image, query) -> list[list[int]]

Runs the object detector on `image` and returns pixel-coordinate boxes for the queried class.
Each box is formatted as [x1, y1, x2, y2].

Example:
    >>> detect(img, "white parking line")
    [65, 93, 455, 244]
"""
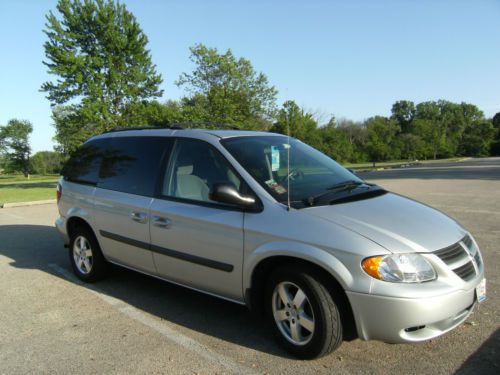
[48, 263, 257, 375]
[389, 165, 500, 171]
[0, 211, 24, 220]
[432, 206, 500, 215]
[426, 192, 500, 197]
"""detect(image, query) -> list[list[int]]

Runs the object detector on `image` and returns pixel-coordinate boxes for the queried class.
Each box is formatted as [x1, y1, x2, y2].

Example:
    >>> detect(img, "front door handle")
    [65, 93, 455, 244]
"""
[130, 211, 148, 224]
[152, 216, 172, 229]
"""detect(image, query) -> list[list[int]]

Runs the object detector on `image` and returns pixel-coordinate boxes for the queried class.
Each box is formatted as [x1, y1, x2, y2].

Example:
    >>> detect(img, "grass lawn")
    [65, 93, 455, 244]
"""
[0, 175, 59, 204]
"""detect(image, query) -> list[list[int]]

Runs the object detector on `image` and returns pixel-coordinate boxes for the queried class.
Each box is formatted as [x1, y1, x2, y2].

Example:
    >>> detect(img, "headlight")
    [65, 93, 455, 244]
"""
[362, 254, 436, 283]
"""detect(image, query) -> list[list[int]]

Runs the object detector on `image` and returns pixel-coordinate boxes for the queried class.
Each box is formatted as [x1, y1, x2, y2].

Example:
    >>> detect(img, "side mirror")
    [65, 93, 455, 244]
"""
[209, 183, 256, 208]
[347, 168, 356, 175]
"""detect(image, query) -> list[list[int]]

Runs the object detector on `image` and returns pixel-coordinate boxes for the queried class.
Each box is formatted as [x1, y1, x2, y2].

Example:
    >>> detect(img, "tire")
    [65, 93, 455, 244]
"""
[265, 265, 343, 359]
[69, 225, 108, 282]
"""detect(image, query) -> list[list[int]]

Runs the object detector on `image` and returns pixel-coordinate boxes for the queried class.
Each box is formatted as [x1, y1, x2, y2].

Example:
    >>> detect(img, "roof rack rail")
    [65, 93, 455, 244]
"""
[169, 121, 242, 130]
[101, 125, 183, 134]
[100, 121, 243, 135]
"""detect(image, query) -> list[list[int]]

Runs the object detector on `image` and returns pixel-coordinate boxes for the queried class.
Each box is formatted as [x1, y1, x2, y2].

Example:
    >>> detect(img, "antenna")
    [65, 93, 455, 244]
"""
[283, 87, 291, 211]
[286, 118, 291, 211]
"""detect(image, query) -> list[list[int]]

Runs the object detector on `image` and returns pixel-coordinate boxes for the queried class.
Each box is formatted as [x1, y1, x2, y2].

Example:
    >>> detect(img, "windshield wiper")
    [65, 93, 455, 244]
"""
[325, 180, 364, 192]
[305, 180, 367, 206]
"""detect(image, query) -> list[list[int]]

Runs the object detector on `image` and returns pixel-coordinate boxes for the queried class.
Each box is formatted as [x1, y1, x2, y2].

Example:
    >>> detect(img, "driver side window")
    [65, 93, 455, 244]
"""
[162, 139, 242, 203]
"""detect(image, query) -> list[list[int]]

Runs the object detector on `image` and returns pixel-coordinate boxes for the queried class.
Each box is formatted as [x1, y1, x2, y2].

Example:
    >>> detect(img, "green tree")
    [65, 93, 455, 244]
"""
[414, 101, 453, 159]
[490, 112, 500, 155]
[176, 44, 277, 129]
[30, 151, 64, 175]
[398, 133, 425, 160]
[121, 100, 185, 128]
[415, 101, 449, 158]
[492, 112, 500, 129]
[316, 120, 353, 162]
[0, 155, 6, 173]
[0, 127, 8, 172]
[0, 127, 7, 155]
[0, 119, 33, 177]
[51, 105, 90, 155]
[413, 100, 484, 158]
[391, 100, 416, 133]
[364, 116, 400, 166]
[41, 0, 163, 143]
[178, 94, 212, 124]
[454, 102, 485, 154]
[410, 119, 435, 159]
[458, 120, 495, 157]
[337, 119, 368, 162]
[271, 101, 318, 145]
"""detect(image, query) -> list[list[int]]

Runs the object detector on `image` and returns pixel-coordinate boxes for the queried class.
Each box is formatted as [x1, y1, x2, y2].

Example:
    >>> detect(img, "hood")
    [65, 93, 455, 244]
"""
[303, 192, 466, 253]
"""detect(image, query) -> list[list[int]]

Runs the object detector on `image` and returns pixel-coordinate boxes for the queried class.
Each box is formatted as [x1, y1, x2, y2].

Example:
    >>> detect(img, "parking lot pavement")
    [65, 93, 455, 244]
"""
[0, 158, 498, 374]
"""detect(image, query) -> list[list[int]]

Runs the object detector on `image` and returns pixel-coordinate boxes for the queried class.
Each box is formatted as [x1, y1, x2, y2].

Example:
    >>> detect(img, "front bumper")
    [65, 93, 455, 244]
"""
[347, 284, 479, 343]
[55, 216, 69, 245]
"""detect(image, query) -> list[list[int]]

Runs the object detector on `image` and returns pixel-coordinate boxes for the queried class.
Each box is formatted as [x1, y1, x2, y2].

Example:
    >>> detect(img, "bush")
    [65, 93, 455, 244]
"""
[29, 151, 64, 175]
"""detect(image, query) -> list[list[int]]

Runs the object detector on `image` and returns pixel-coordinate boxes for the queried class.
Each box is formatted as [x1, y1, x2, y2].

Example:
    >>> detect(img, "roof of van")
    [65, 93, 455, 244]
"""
[197, 129, 282, 138]
[96, 127, 284, 139]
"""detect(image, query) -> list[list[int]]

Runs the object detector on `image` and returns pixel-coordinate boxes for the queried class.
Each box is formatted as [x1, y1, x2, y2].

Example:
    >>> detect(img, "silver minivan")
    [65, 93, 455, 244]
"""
[55, 128, 486, 358]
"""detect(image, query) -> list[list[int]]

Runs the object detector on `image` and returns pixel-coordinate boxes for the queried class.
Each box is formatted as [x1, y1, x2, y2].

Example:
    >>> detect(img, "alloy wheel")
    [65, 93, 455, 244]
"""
[272, 281, 315, 346]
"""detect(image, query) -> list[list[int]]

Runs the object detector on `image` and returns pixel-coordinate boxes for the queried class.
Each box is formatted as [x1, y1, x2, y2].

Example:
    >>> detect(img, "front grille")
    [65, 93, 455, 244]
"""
[474, 252, 482, 268]
[434, 242, 467, 264]
[453, 261, 476, 281]
[433, 235, 479, 281]
[463, 235, 473, 249]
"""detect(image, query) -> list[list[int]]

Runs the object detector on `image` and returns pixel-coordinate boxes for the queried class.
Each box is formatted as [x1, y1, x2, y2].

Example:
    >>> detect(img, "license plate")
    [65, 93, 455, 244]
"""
[476, 278, 486, 303]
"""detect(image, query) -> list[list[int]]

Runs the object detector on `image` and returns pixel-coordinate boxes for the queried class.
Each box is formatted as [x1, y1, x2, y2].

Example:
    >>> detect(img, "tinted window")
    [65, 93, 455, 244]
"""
[62, 138, 107, 185]
[98, 136, 171, 196]
[162, 139, 242, 203]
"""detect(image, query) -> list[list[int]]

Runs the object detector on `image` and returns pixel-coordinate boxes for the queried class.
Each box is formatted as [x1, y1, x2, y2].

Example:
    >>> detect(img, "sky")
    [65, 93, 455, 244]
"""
[1, 0, 499, 152]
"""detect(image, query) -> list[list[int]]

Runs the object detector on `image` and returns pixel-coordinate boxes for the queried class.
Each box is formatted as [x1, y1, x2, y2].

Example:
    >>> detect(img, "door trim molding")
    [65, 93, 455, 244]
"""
[99, 230, 234, 272]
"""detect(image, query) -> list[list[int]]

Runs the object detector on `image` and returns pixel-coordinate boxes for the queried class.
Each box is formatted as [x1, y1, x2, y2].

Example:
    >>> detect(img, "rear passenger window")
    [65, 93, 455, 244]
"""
[98, 137, 170, 196]
[62, 138, 107, 185]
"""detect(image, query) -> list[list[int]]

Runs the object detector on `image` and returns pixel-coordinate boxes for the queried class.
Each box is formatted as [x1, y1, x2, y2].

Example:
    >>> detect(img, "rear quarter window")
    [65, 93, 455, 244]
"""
[98, 136, 171, 196]
[62, 138, 108, 185]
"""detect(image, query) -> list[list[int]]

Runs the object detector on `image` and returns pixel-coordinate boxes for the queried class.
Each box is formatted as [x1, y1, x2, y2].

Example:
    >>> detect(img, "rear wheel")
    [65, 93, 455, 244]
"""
[69, 226, 108, 282]
[265, 265, 343, 359]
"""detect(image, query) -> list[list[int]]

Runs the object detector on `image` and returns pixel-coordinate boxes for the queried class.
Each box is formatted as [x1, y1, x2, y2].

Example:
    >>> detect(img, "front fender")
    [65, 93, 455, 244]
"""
[243, 241, 354, 292]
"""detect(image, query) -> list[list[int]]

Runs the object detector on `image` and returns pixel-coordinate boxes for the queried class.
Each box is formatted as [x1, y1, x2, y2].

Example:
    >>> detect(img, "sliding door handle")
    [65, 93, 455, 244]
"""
[130, 211, 148, 224]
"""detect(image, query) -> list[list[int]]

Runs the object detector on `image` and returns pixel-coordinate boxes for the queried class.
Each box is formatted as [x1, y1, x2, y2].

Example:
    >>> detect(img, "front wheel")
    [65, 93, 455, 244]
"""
[265, 265, 343, 359]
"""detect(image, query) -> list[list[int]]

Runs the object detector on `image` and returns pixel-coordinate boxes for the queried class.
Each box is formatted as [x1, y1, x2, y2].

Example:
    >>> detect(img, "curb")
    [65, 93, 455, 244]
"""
[1, 199, 57, 208]
[352, 157, 472, 173]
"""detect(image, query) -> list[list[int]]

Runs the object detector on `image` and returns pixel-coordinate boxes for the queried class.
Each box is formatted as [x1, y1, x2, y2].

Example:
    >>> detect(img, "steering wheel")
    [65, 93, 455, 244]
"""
[279, 169, 304, 183]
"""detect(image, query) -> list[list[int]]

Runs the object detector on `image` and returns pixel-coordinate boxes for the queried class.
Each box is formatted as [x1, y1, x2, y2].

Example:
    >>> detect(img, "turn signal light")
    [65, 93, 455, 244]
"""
[362, 256, 383, 279]
[56, 183, 62, 203]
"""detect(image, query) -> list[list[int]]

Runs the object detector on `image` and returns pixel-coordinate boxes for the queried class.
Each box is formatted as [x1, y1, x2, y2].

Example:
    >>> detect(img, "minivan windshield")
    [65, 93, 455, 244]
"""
[221, 135, 369, 208]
